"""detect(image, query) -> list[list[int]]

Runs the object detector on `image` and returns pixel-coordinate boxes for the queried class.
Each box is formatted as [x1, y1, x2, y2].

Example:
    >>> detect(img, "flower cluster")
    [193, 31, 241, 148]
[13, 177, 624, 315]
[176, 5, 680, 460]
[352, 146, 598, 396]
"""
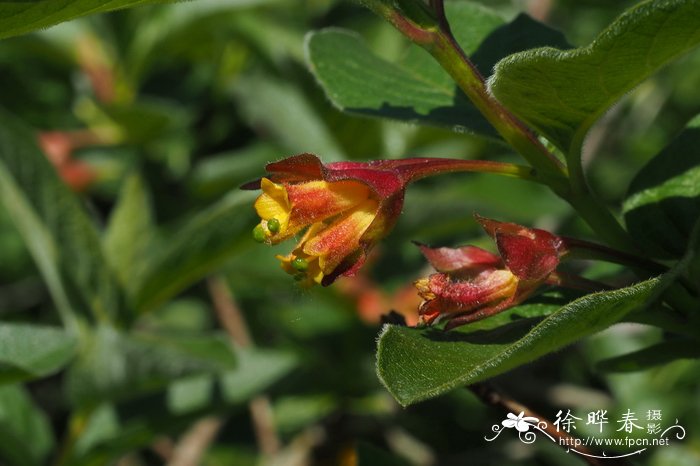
[248, 153, 607, 329]
[415, 215, 568, 329]
[248, 153, 513, 286]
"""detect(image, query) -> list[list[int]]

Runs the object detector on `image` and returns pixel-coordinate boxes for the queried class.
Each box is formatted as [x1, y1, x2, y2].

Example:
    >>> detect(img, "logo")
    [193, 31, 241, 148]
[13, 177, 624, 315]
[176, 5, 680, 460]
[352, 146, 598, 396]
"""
[485, 409, 686, 460]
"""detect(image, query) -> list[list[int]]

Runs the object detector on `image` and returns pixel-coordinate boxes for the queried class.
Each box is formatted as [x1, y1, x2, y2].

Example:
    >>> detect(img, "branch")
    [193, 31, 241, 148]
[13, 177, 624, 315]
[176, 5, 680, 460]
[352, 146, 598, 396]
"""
[207, 276, 281, 457]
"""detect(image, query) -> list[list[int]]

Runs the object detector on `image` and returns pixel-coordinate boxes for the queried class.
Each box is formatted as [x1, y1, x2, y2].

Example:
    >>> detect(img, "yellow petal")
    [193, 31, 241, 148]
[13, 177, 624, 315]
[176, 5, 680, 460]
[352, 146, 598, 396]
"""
[254, 178, 291, 237]
[303, 200, 378, 275]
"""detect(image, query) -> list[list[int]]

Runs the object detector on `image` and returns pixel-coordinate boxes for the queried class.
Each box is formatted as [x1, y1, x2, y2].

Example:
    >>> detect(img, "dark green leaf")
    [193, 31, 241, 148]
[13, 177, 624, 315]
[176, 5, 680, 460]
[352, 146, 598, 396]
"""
[0, 385, 54, 466]
[131, 190, 257, 313]
[597, 339, 700, 373]
[623, 116, 700, 258]
[489, 0, 700, 152]
[0, 323, 77, 383]
[0, 1, 181, 40]
[0, 108, 123, 324]
[377, 279, 659, 406]
[65, 325, 237, 406]
[307, 4, 571, 137]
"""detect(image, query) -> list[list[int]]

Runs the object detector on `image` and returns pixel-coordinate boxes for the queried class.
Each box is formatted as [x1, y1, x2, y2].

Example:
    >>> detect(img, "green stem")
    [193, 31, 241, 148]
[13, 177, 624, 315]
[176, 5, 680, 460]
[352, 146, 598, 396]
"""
[361, 0, 639, 252]
[429, 32, 568, 181]
[563, 237, 667, 274]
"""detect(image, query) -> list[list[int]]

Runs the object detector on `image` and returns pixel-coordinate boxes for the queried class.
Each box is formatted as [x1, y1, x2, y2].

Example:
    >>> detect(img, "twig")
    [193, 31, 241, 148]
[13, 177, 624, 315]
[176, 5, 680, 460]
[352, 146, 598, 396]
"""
[469, 382, 631, 466]
[166, 417, 224, 466]
[207, 275, 282, 457]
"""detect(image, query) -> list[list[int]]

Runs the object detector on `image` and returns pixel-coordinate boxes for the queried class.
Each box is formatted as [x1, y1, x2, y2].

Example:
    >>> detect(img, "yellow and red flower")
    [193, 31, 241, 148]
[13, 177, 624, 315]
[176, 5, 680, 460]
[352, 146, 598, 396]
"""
[415, 215, 568, 329]
[248, 154, 520, 286]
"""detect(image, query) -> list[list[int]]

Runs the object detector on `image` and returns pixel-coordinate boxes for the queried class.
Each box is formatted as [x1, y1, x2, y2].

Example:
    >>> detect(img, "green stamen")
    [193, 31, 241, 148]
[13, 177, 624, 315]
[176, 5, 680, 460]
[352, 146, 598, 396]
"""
[292, 258, 308, 271]
[267, 218, 280, 233]
[252, 224, 266, 243]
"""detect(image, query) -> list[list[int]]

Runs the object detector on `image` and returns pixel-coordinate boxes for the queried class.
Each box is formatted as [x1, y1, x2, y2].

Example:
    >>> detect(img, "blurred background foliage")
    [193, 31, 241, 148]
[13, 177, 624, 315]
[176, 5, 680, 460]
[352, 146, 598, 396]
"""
[0, 0, 699, 465]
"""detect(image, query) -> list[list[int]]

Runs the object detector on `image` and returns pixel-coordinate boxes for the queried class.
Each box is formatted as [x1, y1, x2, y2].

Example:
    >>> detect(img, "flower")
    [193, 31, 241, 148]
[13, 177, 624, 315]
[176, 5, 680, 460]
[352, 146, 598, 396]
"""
[248, 153, 516, 286]
[415, 215, 568, 329]
[502, 412, 540, 432]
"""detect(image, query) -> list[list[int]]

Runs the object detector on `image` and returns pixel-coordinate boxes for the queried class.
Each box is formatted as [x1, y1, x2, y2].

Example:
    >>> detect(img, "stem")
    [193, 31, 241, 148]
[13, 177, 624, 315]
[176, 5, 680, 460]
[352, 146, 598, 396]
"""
[565, 194, 639, 253]
[563, 237, 668, 275]
[429, 31, 568, 181]
[53, 408, 93, 466]
[361, 0, 639, 253]
[546, 271, 613, 293]
[167, 417, 224, 466]
[207, 276, 281, 457]
[392, 158, 540, 183]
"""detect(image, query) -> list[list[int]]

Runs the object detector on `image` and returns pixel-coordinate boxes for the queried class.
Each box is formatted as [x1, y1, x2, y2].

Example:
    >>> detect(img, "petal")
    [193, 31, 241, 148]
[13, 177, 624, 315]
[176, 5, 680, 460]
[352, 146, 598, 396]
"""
[475, 215, 562, 282]
[265, 153, 324, 183]
[417, 244, 502, 273]
[421, 269, 518, 314]
[255, 178, 291, 231]
[502, 420, 517, 428]
[255, 178, 374, 243]
[495, 233, 560, 282]
[326, 166, 404, 199]
[303, 200, 379, 275]
[286, 180, 373, 232]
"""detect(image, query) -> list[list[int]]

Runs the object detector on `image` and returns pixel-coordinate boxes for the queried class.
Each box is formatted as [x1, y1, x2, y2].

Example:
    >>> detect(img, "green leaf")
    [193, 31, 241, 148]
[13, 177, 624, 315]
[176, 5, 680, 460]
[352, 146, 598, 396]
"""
[597, 339, 700, 373]
[0, 323, 77, 383]
[0, 385, 54, 466]
[489, 0, 700, 152]
[232, 76, 346, 162]
[167, 375, 215, 415]
[131, 190, 257, 313]
[103, 174, 155, 292]
[0, 108, 123, 325]
[306, 4, 570, 137]
[0, 1, 181, 40]
[623, 117, 700, 258]
[220, 347, 297, 404]
[376, 279, 659, 406]
[65, 325, 237, 406]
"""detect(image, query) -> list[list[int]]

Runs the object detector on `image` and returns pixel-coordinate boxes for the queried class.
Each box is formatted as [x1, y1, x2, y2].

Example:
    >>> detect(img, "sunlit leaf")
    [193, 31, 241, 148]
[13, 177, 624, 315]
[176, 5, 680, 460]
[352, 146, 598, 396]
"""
[489, 0, 700, 152]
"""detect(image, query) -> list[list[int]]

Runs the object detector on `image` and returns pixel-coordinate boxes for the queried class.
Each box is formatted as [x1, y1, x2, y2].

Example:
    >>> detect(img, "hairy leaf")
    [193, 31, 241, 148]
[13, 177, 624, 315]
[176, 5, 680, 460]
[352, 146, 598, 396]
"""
[131, 190, 257, 313]
[65, 325, 237, 407]
[489, 0, 700, 152]
[0, 109, 123, 324]
[377, 279, 658, 406]
[0, 323, 77, 383]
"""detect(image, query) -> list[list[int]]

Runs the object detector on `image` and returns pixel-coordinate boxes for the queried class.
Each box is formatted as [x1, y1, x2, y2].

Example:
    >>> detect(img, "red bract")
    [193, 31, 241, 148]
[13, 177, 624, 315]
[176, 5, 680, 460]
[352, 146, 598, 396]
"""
[415, 216, 568, 330]
[248, 153, 511, 286]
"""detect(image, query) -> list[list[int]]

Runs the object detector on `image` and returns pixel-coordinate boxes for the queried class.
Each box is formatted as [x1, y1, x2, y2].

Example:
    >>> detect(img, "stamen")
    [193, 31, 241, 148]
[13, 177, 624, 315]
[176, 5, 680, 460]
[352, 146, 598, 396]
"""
[291, 258, 309, 271]
[252, 224, 266, 243]
[267, 218, 281, 234]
